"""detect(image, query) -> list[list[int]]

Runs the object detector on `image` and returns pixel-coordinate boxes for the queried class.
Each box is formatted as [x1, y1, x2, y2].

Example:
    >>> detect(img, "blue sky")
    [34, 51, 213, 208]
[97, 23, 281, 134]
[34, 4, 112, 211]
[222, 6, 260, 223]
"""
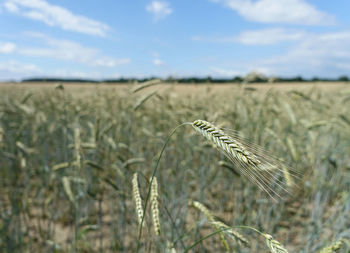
[0, 0, 350, 80]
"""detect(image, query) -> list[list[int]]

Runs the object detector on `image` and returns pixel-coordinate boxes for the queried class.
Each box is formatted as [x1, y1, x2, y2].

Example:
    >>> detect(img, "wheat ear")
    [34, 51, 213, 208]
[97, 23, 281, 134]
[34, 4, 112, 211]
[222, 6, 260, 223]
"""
[150, 177, 161, 235]
[166, 241, 177, 253]
[190, 201, 230, 251]
[192, 120, 260, 166]
[192, 119, 292, 198]
[319, 239, 343, 253]
[132, 173, 143, 225]
[211, 221, 249, 246]
[282, 166, 294, 187]
[264, 234, 288, 253]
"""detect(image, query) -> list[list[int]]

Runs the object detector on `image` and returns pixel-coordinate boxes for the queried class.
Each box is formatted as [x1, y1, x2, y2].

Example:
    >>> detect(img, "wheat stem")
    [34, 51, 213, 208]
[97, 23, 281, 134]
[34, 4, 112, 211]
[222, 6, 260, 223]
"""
[136, 123, 189, 252]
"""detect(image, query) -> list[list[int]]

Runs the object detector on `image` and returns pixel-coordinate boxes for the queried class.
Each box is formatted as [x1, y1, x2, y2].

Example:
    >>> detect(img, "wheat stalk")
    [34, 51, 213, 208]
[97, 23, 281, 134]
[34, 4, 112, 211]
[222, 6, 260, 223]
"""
[319, 239, 343, 253]
[132, 173, 144, 225]
[264, 234, 288, 253]
[150, 176, 161, 235]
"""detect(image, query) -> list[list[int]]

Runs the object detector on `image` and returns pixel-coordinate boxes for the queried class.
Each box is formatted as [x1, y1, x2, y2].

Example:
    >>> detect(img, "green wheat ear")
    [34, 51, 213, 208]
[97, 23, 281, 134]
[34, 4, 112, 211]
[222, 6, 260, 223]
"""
[192, 119, 296, 199]
[210, 221, 249, 246]
[264, 234, 288, 253]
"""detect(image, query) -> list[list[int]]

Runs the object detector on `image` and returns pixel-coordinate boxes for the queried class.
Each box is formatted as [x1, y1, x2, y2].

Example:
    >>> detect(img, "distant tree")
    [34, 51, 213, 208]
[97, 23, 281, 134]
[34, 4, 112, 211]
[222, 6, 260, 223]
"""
[295, 76, 304, 82]
[338, 75, 349, 82]
[233, 76, 243, 83]
[206, 76, 212, 83]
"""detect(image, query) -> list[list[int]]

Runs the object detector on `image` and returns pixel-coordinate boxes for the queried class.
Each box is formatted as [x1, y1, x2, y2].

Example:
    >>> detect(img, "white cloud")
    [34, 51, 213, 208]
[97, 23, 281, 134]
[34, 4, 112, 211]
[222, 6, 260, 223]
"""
[0, 60, 41, 78]
[191, 36, 203, 41]
[236, 28, 305, 45]
[192, 28, 305, 45]
[0, 42, 16, 53]
[4, 1, 19, 13]
[4, 0, 110, 36]
[110, 73, 121, 79]
[198, 31, 350, 78]
[146, 1, 172, 22]
[215, 0, 334, 25]
[191, 35, 225, 42]
[211, 67, 241, 77]
[151, 52, 164, 65]
[257, 31, 350, 76]
[334, 62, 350, 71]
[210, 66, 272, 77]
[52, 69, 102, 79]
[17, 33, 130, 67]
[153, 59, 164, 65]
[94, 58, 131, 67]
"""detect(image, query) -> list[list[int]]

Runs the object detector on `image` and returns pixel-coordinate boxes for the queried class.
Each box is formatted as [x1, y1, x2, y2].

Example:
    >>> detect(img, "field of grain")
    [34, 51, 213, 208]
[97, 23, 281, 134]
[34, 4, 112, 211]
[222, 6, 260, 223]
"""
[0, 82, 349, 252]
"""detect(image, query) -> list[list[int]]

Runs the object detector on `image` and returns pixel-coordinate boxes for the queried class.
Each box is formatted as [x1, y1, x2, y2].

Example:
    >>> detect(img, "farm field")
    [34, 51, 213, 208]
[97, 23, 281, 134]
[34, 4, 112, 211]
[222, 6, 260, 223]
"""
[0, 82, 349, 252]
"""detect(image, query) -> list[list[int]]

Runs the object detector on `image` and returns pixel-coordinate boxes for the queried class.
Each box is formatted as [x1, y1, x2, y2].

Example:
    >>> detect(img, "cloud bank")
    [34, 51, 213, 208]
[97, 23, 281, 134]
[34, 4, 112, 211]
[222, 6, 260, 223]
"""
[4, 0, 110, 36]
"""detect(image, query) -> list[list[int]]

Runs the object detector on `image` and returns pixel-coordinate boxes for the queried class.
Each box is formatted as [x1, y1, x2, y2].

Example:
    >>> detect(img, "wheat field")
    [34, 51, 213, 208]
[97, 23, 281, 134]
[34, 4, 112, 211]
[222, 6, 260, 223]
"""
[0, 82, 349, 252]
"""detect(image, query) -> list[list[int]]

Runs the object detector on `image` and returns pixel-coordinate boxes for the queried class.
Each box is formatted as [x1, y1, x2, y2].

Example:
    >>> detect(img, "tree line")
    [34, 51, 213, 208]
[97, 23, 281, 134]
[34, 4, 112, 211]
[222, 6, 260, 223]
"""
[21, 75, 349, 84]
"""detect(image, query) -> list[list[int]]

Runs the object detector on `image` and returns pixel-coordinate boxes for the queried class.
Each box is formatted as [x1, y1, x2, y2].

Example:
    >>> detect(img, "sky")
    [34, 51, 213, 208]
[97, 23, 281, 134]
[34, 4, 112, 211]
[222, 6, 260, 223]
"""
[0, 0, 350, 80]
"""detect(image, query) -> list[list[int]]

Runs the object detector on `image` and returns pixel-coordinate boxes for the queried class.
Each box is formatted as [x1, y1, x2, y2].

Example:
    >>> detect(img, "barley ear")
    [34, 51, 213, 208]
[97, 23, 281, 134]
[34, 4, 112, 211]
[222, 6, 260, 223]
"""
[264, 234, 288, 253]
[150, 177, 161, 235]
[132, 173, 144, 225]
